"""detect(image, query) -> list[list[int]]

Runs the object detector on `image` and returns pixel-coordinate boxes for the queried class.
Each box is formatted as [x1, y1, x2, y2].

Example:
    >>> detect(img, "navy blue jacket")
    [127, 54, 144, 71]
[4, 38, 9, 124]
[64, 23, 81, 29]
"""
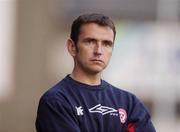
[36, 75, 156, 132]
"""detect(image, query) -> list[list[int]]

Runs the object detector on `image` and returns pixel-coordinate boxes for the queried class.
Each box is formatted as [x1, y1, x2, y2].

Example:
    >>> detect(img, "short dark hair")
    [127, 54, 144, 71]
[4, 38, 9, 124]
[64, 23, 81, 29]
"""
[70, 13, 116, 45]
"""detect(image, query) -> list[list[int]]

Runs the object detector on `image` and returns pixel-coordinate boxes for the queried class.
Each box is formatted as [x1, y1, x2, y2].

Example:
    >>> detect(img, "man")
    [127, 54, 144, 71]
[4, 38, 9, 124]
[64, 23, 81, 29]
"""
[36, 13, 156, 132]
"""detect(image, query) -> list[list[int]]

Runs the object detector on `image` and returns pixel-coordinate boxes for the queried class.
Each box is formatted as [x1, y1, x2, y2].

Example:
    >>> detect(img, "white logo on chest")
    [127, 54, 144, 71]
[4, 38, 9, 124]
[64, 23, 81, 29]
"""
[75, 106, 84, 116]
[89, 104, 117, 115]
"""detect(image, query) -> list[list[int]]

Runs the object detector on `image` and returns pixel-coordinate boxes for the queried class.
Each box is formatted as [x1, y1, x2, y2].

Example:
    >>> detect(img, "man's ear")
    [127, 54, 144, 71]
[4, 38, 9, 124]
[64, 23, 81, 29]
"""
[67, 38, 77, 57]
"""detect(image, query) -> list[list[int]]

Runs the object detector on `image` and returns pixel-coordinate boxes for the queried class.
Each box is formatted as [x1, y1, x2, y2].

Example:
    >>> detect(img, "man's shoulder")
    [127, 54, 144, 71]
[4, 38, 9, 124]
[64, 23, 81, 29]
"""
[104, 80, 132, 94]
[39, 78, 69, 103]
[104, 80, 137, 100]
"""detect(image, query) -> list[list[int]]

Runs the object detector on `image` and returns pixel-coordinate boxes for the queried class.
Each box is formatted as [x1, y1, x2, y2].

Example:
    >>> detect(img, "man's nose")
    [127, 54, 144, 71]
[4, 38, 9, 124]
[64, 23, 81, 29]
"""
[94, 42, 103, 55]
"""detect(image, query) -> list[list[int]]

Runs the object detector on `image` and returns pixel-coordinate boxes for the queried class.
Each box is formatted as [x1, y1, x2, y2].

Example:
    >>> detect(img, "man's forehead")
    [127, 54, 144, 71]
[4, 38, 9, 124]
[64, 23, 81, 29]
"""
[79, 23, 114, 41]
[80, 23, 112, 31]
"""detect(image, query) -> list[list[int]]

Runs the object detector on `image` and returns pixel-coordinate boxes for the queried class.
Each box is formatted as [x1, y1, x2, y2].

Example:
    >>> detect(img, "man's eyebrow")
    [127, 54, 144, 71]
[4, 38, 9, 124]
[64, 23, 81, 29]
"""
[82, 37, 97, 43]
[103, 40, 113, 43]
[83, 37, 113, 43]
[83, 37, 95, 40]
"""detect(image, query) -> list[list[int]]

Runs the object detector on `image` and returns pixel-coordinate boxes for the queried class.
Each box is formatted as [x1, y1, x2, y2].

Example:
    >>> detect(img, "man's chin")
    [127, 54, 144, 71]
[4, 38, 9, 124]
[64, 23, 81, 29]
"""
[87, 67, 105, 74]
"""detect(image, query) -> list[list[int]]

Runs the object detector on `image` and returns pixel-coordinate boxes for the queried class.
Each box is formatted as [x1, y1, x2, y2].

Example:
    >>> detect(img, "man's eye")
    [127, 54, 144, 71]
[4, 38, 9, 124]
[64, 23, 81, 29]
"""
[103, 41, 113, 47]
[85, 39, 96, 44]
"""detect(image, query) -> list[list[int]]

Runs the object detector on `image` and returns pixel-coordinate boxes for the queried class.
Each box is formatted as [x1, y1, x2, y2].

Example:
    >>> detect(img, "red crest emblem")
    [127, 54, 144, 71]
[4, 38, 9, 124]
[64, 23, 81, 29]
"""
[118, 108, 127, 124]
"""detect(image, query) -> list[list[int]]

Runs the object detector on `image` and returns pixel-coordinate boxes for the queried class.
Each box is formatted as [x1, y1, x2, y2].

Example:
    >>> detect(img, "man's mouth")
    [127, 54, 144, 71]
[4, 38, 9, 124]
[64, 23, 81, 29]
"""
[91, 59, 104, 64]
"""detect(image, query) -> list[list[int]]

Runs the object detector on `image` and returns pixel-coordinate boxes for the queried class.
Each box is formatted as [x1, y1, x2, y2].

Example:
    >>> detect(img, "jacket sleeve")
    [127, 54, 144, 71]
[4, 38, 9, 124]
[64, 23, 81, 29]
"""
[36, 97, 80, 132]
[127, 96, 156, 132]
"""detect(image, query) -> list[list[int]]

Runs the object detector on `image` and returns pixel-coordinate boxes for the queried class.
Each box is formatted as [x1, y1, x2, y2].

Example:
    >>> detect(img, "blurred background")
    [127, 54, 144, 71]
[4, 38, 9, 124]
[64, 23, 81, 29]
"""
[0, 0, 180, 131]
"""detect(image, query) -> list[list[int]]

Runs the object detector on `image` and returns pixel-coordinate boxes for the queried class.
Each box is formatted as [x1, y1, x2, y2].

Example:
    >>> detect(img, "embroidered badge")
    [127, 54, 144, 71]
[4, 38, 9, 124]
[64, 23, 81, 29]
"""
[118, 108, 127, 123]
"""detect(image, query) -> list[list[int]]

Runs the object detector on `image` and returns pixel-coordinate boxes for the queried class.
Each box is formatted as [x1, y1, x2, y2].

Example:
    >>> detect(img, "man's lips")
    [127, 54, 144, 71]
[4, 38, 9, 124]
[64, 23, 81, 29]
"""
[90, 59, 104, 64]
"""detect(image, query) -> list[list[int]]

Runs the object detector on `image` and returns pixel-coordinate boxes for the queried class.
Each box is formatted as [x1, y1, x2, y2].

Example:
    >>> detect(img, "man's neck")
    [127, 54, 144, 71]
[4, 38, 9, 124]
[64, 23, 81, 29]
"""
[70, 70, 101, 86]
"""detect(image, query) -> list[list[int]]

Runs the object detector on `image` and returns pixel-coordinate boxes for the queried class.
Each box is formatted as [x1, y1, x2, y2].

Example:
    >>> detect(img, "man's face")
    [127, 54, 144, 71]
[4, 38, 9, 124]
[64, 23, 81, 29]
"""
[73, 23, 114, 74]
